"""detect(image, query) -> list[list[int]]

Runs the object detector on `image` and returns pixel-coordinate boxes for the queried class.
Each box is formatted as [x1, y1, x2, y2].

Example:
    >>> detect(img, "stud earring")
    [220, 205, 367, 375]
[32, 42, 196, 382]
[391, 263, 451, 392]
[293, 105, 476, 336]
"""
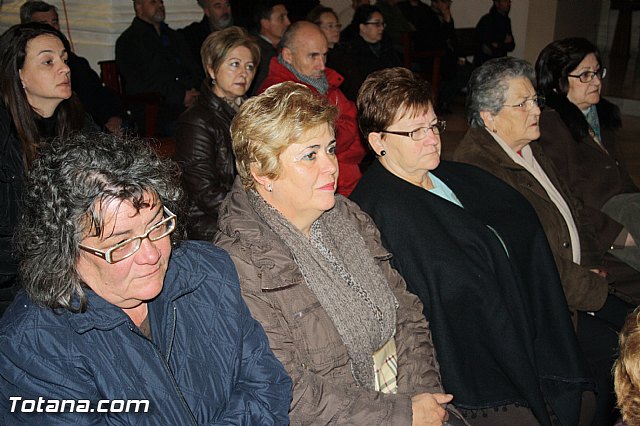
[267, 183, 273, 192]
[380, 150, 386, 156]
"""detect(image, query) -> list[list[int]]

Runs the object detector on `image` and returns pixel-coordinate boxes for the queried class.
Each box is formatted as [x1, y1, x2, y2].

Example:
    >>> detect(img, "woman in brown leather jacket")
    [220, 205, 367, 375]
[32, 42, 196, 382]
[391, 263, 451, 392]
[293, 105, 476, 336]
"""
[176, 27, 259, 240]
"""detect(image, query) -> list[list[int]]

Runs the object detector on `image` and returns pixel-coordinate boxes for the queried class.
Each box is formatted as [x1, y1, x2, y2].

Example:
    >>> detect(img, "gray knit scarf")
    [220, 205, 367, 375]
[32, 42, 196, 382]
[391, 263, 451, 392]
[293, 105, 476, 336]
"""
[278, 53, 330, 95]
[248, 190, 397, 388]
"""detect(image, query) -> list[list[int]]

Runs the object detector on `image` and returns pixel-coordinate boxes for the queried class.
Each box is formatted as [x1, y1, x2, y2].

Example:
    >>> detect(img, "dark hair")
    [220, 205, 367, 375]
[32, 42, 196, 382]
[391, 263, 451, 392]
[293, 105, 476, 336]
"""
[535, 37, 601, 97]
[16, 133, 185, 312]
[357, 67, 433, 139]
[306, 5, 338, 25]
[466, 56, 535, 127]
[254, 1, 283, 27]
[351, 5, 382, 26]
[20, 1, 57, 24]
[0, 23, 85, 168]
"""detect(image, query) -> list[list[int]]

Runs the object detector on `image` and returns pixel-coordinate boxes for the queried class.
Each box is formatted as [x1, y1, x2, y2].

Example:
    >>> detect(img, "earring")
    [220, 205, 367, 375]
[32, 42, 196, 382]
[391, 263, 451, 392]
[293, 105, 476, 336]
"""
[492, 127, 497, 133]
[211, 77, 216, 86]
[266, 183, 273, 192]
[380, 150, 386, 156]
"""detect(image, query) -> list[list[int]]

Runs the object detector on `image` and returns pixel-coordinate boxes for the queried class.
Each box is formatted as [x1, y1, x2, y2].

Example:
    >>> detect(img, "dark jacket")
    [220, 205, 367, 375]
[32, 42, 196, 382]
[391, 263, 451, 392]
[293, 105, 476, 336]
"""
[0, 101, 23, 288]
[351, 160, 593, 426]
[215, 179, 444, 425]
[178, 15, 211, 66]
[473, 5, 515, 66]
[175, 83, 237, 240]
[116, 18, 202, 108]
[259, 57, 366, 196]
[0, 241, 292, 425]
[249, 35, 278, 97]
[454, 126, 611, 314]
[538, 94, 639, 228]
[330, 34, 401, 102]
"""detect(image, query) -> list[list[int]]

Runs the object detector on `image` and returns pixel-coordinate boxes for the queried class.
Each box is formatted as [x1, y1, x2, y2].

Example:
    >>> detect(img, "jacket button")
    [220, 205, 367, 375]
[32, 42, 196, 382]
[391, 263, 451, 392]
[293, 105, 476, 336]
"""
[562, 241, 570, 248]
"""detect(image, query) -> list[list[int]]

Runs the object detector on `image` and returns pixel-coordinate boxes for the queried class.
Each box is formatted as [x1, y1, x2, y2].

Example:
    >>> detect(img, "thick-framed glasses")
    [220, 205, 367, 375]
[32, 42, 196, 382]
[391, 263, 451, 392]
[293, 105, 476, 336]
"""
[320, 23, 342, 30]
[364, 21, 386, 28]
[568, 67, 607, 83]
[79, 206, 177, 264]
[503, 95, 545, 111]
[380, 120, 446, 141]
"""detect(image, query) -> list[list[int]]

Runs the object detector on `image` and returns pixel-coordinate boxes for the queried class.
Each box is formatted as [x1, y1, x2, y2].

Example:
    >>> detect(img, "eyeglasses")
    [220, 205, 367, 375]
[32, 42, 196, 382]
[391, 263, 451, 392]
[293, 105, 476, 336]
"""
[320, 23, 342, 30]
[380, 120, 446, 141]
[79, 206, 177, 264]
[363, 21, 386, 28]
[568, 67, 607, 83]
[503, 95, 545, 111]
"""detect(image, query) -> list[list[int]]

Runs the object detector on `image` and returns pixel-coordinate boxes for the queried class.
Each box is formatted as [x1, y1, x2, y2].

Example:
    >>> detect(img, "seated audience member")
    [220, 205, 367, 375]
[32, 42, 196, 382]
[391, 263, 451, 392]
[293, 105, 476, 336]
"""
[338, 0, 371, 35]
[536, 37, 640, 272]
[116, 0, 203, 137]
[248, 1, 290, 95]
[454, 57, 638, 425]
[351, 67, 595, 426]
[215, 82, 465, 425]
[473, 0, 514, 66]
[180, 0, 234, 65]
[0, 132, 292, 423]
[20, 1, 127, 134]
[259, 21, 365, 195]
[307, 5, 342, 51]
[330, 5, 400, 101]
[0, 23, 91, 316]
[176, 27, 259, 240]
[615, 309, 640, 426]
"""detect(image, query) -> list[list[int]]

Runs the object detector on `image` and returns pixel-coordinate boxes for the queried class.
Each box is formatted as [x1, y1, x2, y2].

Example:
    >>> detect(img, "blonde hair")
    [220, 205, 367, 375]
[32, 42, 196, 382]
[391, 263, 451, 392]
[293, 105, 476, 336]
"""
[200, 26, 260, 80]
[615, 308, 640, 424]
[230, 82, 338, 189]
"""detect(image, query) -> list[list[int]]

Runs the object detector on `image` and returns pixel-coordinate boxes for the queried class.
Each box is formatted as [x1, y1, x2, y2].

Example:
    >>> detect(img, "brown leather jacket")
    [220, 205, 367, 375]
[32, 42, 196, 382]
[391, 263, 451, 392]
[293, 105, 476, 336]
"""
[454, 126, 609, 315]
[214, 179, 444, 425]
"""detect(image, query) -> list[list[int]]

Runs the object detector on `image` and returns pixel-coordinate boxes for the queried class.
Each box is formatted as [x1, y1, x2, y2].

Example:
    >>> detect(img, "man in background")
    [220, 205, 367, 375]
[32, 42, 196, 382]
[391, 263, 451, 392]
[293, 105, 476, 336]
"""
[180, 0, 233, 64]
[473, 0, 514, 66]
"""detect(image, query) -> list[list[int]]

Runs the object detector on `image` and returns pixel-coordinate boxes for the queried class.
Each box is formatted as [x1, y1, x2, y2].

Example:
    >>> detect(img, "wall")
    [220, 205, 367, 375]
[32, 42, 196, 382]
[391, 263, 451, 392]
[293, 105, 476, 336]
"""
[0, 0, 202, 72]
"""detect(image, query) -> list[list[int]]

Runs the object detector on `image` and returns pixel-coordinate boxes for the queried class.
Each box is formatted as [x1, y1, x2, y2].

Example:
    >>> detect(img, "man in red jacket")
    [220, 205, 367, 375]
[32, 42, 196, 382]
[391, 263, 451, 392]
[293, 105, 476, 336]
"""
[258, 21, 366, 196]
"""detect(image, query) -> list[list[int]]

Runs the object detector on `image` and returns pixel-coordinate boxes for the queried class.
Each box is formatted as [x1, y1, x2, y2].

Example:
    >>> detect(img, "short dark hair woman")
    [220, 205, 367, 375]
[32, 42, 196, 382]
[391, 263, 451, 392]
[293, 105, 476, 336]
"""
[0, 23, 89, 313]
[351, 66, 594, 426]
[0, 132, 292, 423]
[536, 37, 640, 273]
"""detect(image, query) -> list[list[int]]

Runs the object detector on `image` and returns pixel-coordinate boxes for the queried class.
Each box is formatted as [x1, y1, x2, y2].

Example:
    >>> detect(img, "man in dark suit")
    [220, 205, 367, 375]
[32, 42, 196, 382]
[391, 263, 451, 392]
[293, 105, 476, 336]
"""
[180, 0, 234, 65]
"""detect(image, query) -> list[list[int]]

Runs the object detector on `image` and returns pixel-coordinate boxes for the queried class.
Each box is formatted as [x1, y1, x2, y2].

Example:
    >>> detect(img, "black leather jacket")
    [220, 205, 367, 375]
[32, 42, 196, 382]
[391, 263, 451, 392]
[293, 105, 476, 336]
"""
[175, 83, 237, 240]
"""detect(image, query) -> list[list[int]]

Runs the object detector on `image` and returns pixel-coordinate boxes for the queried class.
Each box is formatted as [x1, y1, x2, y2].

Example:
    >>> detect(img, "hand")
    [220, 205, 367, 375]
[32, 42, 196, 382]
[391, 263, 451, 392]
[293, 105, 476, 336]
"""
[504, 34, 513, 44]
[104, 116, 123, 135]
[183, 89, 200, 108]
[590, 268, 608, 279]
[411, 392, 454, 426]
[625, 233, 637, 247]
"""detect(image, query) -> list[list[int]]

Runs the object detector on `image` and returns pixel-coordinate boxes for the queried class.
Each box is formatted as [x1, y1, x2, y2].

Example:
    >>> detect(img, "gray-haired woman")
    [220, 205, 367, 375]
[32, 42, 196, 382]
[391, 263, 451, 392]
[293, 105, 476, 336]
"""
[454, 56, 638, 425]
[0, 133, 291, 423]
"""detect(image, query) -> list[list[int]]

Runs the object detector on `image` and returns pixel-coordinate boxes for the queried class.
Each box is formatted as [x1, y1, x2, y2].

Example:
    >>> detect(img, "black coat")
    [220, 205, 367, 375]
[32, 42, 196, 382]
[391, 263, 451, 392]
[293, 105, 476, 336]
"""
[178, 15, 211, 66]
[350, 160, 593, 426]
[175, 84, 237, 240]
[473, 6, 515, 66]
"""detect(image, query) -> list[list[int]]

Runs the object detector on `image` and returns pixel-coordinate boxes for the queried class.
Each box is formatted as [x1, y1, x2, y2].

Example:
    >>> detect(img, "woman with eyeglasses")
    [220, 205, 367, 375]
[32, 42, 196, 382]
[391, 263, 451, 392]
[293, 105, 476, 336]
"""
[536, 37, 640, 274]
[454, 57, 640, 425]
[330, 5, 401, 101]
[351, 67, 595, 425]
[0, 133, 292, 423]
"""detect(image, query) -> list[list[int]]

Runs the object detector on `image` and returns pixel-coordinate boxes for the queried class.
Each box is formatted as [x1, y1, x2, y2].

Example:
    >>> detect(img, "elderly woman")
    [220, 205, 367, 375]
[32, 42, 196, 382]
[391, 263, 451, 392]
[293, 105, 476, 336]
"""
[454, 56, 638, 425]
[176, 26, 259, 240]
[350, 67, 594, 426]
[215, 82, 461, 425]
[0, 133, 291, 423]
[0, 23, 91, 314]
[331, 5, 401, 101]
[536, 37, 640, 272]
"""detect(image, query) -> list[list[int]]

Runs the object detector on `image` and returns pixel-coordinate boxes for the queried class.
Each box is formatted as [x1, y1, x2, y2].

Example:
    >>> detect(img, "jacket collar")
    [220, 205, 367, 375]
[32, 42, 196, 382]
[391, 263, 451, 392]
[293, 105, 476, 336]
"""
[67, 245, 203, 333]
[217, 178, 305, 291]
[463, 126, 529, 171]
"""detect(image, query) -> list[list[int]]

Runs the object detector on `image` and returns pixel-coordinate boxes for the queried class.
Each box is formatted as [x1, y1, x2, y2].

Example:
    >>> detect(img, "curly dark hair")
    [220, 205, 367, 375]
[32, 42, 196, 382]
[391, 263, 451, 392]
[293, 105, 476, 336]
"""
[15, 133, 185, 312]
